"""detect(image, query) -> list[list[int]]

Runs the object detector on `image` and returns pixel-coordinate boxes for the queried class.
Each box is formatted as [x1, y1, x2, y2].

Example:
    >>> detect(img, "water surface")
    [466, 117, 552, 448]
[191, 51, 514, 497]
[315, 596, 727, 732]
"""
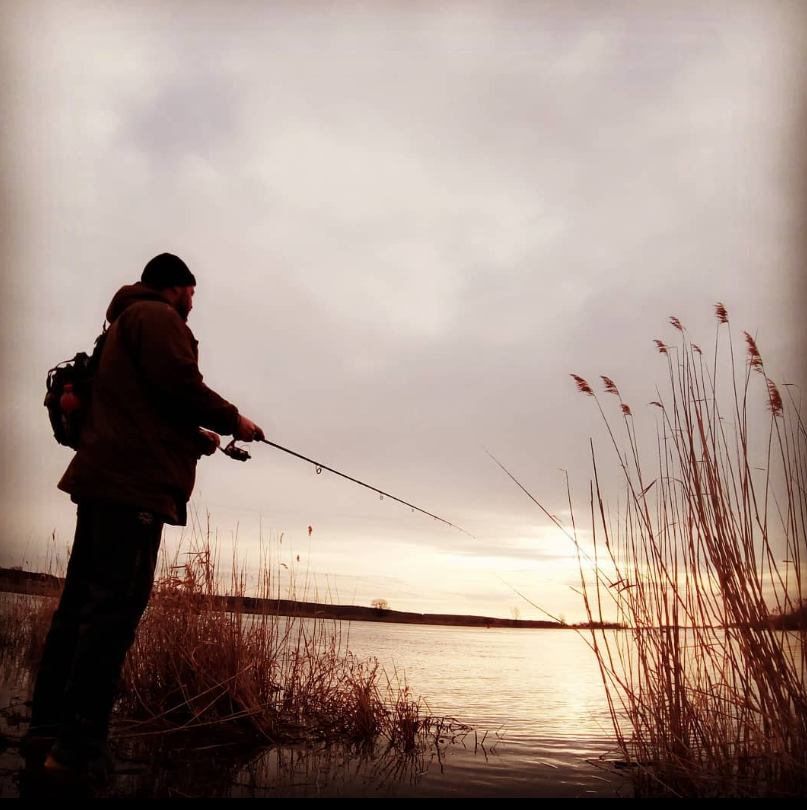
[1, 609, 628, 797]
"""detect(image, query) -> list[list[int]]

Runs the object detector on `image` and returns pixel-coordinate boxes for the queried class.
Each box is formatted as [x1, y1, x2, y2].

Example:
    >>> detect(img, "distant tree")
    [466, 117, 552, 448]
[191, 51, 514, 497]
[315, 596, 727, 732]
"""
[558, 613, 568, 626]
[511, 606, 522, 621]
[371, 598, 389, 611]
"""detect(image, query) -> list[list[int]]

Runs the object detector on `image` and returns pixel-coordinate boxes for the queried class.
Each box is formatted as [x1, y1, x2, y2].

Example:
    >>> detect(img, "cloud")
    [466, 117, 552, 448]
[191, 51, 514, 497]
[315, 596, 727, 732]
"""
[123, 73, 240, 166]
[2, 0, 805, 622]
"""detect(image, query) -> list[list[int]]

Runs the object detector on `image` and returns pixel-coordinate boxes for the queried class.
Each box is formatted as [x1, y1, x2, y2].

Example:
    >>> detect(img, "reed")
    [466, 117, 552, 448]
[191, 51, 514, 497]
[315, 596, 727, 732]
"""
[562, 305, 807, 796]
[494, 303, 805, 795]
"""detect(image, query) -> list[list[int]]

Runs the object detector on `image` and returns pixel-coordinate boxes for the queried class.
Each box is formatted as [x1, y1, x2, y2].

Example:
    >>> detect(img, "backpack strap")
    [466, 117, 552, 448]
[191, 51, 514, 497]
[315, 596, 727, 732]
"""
[89, 321, 109, 369]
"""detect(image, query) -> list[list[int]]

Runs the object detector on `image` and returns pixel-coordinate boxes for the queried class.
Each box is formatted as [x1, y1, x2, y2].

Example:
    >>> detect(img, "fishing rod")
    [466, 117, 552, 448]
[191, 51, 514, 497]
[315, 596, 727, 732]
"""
[220, 437, 475, 539]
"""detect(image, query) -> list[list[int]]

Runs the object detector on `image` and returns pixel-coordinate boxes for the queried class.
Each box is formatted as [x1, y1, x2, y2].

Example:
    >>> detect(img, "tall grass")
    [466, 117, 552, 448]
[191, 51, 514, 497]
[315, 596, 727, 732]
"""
[117, 526, 436, 751]
[499, 303, 805, 796]
[1, 518, 453, 756]
[567, 305, 807, 796]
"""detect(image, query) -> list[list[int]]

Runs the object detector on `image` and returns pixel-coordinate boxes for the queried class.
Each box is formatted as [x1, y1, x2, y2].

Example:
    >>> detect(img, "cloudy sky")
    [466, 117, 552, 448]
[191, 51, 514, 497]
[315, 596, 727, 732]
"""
[1, 0, 805, 621]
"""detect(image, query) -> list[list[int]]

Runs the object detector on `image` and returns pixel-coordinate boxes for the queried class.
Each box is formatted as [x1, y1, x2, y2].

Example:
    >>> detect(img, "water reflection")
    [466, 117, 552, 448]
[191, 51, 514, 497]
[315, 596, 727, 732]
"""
[8, 724, 479, 798]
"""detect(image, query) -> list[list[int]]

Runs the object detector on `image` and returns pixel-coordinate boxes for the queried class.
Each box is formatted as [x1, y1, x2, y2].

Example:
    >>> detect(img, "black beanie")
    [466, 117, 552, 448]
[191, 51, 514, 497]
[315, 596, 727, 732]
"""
[141, 253, 197, 289]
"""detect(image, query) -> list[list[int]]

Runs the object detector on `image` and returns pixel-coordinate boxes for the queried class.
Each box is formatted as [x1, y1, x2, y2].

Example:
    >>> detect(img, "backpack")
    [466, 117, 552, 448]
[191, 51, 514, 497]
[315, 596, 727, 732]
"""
[44, 325, 108, 449]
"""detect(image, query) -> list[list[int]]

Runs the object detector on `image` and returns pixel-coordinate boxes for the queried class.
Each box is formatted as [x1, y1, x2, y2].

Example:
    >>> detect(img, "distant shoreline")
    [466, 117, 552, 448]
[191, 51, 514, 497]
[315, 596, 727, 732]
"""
[5, 567, 800, 630]
[0, 566, 620, 630]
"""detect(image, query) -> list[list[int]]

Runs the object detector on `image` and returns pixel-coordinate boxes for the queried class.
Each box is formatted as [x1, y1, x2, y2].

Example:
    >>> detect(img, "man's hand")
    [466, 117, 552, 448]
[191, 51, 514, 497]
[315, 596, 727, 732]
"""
[235, 415, 265, 442]
[198, 429, 221, 456]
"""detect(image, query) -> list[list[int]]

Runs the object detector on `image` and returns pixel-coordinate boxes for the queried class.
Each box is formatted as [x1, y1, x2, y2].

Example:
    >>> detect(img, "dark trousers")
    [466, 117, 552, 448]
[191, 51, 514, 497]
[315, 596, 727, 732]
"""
[30, 501, 163, 763]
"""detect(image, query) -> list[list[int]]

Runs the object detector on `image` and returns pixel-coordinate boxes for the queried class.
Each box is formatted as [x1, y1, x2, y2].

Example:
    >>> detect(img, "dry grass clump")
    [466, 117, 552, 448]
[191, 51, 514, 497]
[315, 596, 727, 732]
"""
[500, 303, 805, 796]
[0, 593, 58, 691]
[0, 540, 63, 694]
[116, 531, 437, 751]
[1, 523, 449, 756]
[122, 526, 446, 752]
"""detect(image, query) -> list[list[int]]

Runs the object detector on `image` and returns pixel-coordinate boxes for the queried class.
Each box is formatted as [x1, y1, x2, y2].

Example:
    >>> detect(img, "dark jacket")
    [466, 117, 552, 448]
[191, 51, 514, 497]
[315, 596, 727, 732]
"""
[58, 284, 240, 524]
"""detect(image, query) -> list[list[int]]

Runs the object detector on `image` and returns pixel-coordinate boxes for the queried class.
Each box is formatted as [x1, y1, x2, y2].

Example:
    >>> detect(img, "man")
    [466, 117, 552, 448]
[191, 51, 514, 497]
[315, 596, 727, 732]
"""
[25, 253, 264, 776]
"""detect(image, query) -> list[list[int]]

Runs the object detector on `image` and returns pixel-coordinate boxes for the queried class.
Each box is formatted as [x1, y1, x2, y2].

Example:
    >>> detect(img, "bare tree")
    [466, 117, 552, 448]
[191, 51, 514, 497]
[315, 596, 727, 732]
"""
[371, 598, 389, 611]
[511, 606, 521, 621]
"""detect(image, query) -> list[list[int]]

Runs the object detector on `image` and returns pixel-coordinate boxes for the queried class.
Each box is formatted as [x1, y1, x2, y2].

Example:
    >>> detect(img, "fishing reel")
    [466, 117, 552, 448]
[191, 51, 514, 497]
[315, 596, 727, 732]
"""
[221, 439, 251, 462]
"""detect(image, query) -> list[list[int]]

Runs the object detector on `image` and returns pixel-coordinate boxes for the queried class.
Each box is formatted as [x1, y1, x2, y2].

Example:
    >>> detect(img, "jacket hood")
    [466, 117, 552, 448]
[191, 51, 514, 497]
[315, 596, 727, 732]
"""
[107, 283, 170, 323]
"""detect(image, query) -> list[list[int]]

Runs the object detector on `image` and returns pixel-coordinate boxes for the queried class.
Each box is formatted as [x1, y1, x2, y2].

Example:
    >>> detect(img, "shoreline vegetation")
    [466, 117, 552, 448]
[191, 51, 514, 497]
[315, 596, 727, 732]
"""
[499, 304, 806, 797]
[0, 537, 475, 776]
